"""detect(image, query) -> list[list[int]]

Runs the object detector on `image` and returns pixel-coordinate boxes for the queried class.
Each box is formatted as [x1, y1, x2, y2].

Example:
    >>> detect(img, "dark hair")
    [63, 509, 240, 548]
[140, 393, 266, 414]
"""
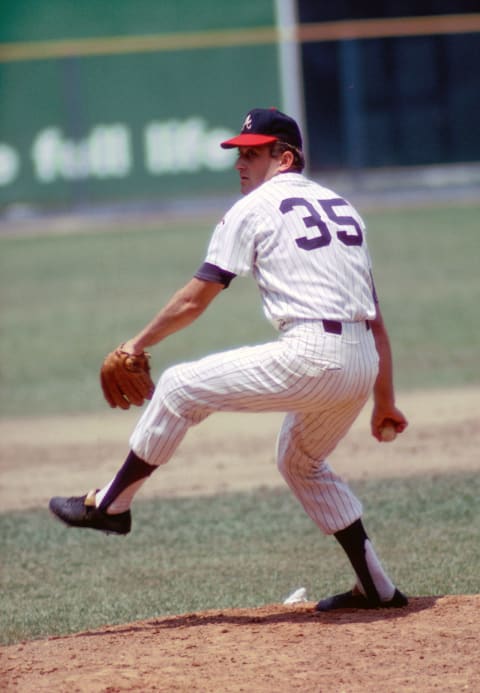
[269, 141, 305, 173]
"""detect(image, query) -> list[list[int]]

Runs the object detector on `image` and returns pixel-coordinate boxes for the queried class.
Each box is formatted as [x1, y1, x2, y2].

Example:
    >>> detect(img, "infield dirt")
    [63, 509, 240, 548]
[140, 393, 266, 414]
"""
[1, 386, 479, 692]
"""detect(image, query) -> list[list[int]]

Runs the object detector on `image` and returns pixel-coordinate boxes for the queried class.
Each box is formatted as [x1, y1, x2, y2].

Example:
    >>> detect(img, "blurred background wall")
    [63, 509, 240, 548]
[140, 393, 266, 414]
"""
[299, 0, 480, 171]
[0, 0, 479, 215]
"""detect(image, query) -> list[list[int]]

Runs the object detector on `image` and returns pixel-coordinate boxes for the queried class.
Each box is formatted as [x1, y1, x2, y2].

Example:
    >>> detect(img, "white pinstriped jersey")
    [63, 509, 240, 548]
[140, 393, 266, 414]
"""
[131, 174, 382, 538]
[204, 173, 377, 329]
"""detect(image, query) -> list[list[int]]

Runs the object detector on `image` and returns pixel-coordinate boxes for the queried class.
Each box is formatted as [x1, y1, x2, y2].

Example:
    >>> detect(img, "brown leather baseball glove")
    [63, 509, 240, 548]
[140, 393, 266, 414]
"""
[100, 345, 155, 409]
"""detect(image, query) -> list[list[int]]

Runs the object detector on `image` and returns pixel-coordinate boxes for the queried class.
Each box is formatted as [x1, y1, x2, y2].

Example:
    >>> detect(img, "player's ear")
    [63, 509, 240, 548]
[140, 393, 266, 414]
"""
[278, 149, 295, 172]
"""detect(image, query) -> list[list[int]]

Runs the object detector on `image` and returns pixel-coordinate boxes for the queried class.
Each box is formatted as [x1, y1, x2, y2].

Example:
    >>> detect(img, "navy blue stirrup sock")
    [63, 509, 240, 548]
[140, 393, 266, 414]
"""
[334, 519, 381, 602]
[97, 450, 156, 511]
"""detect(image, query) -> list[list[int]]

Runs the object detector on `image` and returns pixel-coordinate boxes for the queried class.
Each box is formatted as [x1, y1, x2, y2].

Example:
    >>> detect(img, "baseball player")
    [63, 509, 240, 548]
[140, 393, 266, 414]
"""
[50, 108, 409, 611]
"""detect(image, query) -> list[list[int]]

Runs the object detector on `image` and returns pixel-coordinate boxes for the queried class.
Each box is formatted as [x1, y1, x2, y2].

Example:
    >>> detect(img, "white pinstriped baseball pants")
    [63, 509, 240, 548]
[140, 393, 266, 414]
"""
[130, 321, 379, 534]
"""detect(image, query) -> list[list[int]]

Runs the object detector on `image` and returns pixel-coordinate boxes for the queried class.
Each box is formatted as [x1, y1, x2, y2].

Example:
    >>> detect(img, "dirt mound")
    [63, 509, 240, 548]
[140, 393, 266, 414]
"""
[2, 596, 478, 692]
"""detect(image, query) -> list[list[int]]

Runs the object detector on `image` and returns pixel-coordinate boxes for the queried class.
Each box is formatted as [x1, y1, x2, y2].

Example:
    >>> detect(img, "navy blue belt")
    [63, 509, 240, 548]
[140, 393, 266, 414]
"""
[322, 320, 371, 334]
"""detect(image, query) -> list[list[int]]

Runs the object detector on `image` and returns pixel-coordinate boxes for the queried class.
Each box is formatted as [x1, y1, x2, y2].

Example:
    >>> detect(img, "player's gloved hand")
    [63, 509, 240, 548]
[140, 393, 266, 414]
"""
[100, 344, 155, 409]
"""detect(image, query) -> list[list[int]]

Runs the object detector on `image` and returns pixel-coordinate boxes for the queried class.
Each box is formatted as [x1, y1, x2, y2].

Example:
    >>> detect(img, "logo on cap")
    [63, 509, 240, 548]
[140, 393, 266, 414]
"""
[242, 114, 253, 131]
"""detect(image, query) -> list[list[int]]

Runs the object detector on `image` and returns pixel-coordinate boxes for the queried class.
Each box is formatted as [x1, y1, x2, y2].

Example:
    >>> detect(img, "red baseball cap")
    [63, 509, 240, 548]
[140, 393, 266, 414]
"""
[221, 108, 303, 150]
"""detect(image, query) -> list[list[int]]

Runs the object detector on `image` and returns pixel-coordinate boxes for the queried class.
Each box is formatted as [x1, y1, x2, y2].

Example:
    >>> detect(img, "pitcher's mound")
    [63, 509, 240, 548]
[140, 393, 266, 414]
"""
[2, 595, 478, 692]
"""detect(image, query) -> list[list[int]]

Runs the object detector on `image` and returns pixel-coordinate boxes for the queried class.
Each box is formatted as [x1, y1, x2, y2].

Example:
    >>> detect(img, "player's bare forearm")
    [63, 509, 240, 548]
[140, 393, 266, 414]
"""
[122, 278, 224, 354]
[370, 306, 408, 440]
[371, 308, 395, 407]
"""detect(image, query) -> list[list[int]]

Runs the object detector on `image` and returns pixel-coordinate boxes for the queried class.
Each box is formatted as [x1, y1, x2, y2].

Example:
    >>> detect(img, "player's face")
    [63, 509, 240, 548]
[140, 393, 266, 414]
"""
[235, 146, 280, 194]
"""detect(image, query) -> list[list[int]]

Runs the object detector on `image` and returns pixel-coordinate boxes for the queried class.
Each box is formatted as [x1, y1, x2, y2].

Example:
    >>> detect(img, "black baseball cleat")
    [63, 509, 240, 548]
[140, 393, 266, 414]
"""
[49, 490, 131, 535]
[315, 587, 408, 612]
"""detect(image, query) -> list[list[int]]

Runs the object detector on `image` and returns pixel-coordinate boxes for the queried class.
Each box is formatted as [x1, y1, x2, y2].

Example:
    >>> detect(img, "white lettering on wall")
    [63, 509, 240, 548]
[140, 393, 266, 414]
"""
[203, 128, 238, 171]
[0, 117, 235, 189]
[144, 118, 235, 174]
[0, 143, 20, 186]
[31, 125, 131, 182]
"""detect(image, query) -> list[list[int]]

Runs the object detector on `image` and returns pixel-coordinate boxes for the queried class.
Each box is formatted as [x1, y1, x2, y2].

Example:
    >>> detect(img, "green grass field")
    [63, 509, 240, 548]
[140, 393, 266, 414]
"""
[0, 202, 479, 646]
[1, 474, 479, 645]
[1, 202, 479, 416]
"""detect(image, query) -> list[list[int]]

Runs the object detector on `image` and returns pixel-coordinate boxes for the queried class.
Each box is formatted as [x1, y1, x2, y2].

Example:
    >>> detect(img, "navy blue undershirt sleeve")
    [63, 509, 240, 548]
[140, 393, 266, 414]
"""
[194, 262, 237, 288]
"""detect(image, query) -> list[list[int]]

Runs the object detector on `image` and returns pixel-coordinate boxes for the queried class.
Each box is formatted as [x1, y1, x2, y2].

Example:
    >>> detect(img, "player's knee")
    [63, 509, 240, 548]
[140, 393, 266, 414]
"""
[277, 446, 327, 480]
[156, 365, 184, 412]
[157, 365, 205, 422]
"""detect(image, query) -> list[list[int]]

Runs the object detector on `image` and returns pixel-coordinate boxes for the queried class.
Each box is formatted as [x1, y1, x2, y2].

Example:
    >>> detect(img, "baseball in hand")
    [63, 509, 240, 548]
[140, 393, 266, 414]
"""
[379, 420, 397, 442]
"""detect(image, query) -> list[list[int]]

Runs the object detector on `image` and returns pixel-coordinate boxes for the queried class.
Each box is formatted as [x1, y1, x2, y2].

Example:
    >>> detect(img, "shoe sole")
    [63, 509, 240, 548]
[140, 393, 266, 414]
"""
[48, 507, 130, 536]
[316, 588, 408, 612]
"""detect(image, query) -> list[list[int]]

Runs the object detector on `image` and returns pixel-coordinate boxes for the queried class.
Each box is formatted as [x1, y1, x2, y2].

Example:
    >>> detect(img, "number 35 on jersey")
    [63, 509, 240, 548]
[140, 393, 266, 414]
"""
[280, 196, 364, 250]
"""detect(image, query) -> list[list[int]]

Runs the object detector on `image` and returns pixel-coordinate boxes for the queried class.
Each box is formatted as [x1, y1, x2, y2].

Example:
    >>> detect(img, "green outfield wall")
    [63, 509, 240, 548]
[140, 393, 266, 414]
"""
[0, 1, 279, 207]
[1, 1, 479, 211]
